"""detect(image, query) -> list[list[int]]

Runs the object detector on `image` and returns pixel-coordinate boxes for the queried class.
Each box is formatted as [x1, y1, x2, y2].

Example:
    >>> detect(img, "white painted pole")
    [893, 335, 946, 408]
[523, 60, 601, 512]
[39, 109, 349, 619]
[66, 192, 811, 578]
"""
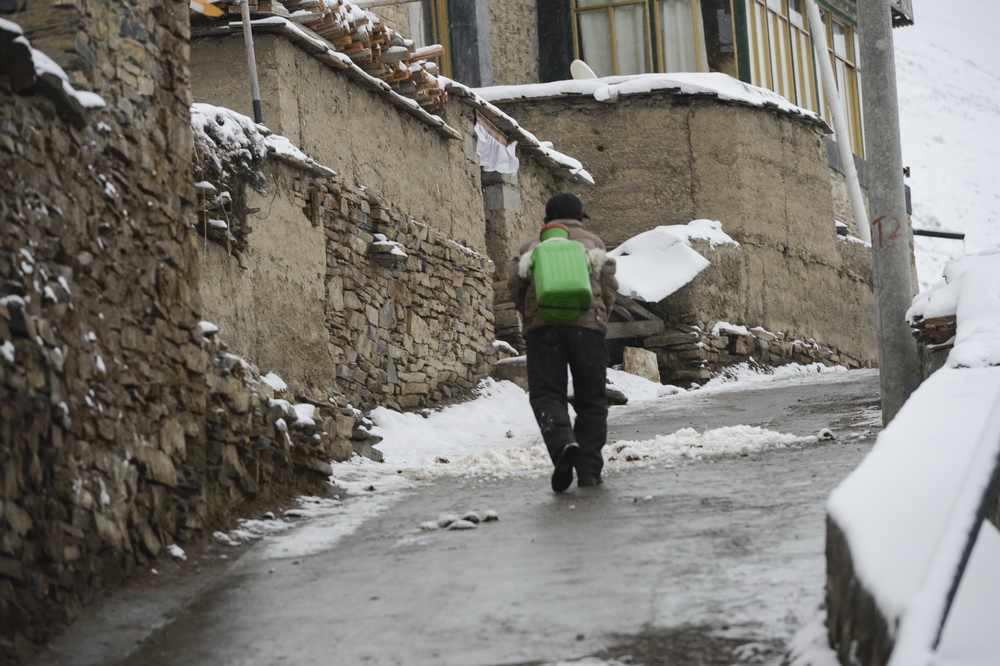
[239, 0, 264, 124]
[805, 0, 870, 243]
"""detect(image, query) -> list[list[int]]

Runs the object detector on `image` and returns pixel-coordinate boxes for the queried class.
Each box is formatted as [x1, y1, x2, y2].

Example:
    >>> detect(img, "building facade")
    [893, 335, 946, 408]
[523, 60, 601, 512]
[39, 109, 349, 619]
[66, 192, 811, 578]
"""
[379, 0, 915, 158]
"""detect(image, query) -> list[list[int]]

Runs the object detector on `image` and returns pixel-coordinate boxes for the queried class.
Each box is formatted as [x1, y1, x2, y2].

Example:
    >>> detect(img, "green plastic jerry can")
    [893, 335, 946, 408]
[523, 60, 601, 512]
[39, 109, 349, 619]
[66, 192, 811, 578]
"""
[531, 222, 593, 323]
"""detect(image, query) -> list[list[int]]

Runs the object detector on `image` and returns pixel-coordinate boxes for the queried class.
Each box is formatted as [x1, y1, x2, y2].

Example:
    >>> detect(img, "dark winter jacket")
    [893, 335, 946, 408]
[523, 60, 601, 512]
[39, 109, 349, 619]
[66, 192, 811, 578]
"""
[507, 218, 618, 335]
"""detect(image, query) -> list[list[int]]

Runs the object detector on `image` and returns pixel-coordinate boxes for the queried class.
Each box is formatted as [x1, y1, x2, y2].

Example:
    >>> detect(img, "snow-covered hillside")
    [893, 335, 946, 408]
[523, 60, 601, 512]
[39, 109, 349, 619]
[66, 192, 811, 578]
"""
[896, 40, 1000, 290]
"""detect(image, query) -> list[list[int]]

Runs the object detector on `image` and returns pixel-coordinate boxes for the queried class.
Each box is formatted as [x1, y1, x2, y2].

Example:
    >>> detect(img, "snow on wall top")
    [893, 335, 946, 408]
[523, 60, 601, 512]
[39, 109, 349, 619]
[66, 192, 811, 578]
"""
[608, 220, 738, 303]
[191, 102, 336, 184]
[826, 366, 1000, 664]
[192, 15, 591, 184]
[443, 77, 593, 184]
[829, 248, 1000, 662]
[0, 17, 106, 111]
[907, 252, 1000, 368]
[475, 72, 827, 127]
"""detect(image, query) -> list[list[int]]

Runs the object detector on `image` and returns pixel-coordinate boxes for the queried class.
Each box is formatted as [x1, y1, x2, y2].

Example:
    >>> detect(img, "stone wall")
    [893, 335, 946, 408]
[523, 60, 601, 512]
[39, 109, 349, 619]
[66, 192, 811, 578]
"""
[490, 92, 878, 368]
[644, 316, 871, 386]
[190, 34, 488, 254]
[198, 155, 501, 412]
[0, 5, 369, 661]
[322, 181, 499, 410]
[1, 1, 205, 658]
[188, 25, 583, 408]
[486, 0, 539, 86]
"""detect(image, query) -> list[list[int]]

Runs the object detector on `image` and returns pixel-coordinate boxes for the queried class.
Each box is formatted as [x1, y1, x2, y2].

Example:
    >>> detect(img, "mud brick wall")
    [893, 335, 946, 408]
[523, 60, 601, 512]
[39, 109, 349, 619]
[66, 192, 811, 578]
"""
[490, 94, 878, 368]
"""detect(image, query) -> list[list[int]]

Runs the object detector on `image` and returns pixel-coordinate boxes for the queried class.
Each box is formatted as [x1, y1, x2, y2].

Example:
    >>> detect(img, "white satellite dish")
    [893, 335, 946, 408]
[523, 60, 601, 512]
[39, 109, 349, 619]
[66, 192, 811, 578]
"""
[570, 59, 598, 80]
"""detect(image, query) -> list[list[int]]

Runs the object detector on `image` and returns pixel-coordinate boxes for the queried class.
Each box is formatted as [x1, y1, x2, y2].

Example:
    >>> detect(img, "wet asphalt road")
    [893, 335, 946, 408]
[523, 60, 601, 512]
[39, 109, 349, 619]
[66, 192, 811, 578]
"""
[30, 370, 881, 666]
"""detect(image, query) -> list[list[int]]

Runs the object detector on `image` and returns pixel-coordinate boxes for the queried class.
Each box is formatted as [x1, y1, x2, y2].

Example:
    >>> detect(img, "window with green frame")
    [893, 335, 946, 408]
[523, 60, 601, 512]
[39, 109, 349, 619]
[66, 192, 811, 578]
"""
[568, 0, 863, 155]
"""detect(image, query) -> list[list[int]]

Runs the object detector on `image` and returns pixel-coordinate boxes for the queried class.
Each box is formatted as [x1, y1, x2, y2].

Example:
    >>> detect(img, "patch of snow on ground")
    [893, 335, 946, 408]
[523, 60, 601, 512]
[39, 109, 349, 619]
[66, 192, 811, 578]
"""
[786, 609, 841, 666]
[700, 362, 848, 392]
[230, 366, 856, 560]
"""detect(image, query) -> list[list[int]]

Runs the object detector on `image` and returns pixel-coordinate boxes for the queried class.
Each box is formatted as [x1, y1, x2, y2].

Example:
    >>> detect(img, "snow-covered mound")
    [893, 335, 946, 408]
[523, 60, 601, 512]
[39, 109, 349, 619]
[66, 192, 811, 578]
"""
[896, 41, 1000, 290]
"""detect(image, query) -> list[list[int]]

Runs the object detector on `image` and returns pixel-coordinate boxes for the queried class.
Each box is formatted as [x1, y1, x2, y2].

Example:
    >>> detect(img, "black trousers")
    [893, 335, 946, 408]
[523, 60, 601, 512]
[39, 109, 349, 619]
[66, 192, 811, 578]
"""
[525, 326, 609, 479]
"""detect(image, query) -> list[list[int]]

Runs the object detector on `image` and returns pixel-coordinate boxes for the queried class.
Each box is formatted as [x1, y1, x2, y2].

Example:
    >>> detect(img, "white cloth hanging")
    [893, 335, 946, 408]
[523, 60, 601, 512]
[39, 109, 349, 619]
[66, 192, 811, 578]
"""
[474, 112, 519, 174]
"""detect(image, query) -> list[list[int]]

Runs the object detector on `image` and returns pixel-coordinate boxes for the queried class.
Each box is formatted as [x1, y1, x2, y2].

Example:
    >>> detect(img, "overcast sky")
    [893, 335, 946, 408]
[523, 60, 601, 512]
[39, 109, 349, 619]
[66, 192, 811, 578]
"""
[892, 0, 1000, 79]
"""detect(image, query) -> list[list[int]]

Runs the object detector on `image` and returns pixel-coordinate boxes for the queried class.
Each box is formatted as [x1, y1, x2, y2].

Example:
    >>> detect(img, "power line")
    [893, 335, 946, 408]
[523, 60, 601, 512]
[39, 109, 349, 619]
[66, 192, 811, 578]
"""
[916, 13, 1000, 39]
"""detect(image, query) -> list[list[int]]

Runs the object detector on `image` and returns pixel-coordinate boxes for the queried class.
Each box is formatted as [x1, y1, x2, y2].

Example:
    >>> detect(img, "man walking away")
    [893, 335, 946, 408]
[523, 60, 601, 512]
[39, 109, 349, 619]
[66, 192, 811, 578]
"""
[507, 193, 618, 492]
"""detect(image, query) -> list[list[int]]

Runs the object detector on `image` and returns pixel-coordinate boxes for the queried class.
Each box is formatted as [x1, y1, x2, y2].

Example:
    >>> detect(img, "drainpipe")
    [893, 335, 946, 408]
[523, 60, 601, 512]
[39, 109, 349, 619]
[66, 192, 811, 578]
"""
[805, 0, 870, 243]
[240, 0, 264, 124]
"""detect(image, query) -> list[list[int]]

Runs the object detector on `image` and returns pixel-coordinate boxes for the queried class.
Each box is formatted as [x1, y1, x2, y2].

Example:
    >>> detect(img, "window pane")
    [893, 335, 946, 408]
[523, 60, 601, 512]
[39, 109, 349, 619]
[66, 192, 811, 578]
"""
[833, 20, 847, 58]
[576, 0, 611, 7]
[767, 0, 784, 11]
[701, 0, 737, 77]
[614, 5, 649, 74]
[767, 10, 792, 99]
[790, 21, 815, 109]
[749, 0, 771, 87]
[579, 10, 615, 76]
[789, 0, 804, 28]
[659, 0, 702, 72]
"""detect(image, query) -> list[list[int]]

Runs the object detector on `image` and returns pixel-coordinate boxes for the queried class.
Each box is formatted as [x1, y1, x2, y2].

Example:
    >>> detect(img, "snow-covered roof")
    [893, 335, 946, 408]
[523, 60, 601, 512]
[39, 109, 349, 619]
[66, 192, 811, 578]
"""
[475, 73, 829, 130]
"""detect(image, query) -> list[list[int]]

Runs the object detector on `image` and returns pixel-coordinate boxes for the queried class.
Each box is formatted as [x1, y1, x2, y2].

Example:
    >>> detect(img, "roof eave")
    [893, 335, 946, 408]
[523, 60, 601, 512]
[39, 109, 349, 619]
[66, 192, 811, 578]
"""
[891, 0, 914, 28]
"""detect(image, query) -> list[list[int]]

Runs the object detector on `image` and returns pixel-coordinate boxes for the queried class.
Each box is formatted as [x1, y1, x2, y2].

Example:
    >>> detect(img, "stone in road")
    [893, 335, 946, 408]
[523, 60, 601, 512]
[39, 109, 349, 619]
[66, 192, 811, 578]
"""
[31, 370, 881, 666]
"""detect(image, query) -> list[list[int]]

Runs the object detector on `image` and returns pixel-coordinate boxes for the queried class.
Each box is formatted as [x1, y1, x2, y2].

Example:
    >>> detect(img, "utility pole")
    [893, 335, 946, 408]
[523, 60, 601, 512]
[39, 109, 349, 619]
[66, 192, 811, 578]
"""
[240, 0, 264, 124]
[859, 0, 921, 424]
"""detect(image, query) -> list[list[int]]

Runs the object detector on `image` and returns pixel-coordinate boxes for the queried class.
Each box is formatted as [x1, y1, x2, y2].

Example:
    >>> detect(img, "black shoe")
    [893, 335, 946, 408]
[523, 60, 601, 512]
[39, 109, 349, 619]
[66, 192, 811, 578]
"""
[578, 476, 603, 487]
[551, 443, 580, 492]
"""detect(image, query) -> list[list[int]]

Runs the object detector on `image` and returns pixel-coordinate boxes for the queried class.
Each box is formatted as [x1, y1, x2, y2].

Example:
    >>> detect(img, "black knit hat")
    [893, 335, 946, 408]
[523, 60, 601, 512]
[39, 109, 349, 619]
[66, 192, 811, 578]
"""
[545, 193, 589, 222]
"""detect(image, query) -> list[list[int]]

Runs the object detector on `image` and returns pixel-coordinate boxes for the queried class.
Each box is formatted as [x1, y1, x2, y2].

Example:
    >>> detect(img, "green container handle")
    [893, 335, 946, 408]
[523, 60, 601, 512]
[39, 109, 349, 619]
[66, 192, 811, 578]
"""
[539, 222, 570, 241]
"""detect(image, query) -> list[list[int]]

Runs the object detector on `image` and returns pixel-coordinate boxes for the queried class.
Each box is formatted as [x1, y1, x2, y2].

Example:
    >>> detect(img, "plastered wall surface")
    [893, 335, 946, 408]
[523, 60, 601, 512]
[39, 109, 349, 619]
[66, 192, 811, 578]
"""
[491, 92, 876, 364]
[190, 35, 488, 255]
